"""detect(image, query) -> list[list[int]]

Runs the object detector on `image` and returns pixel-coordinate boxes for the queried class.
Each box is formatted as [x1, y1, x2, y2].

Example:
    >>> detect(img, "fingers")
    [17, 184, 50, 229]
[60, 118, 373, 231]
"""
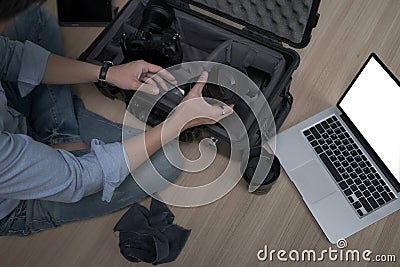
[133, 80, 159, 95]
[211, 104, 234, 120]
[141, 76, 158, 88]
[191, 72, 209, 95]
[158, 69, 178, 85]
[140, 61, 177, 84]
[144, 73, 169, 91]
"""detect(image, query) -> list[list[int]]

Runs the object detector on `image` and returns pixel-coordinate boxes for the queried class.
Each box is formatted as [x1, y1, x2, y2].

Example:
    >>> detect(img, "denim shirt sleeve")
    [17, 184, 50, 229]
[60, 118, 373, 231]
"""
[0, 132, 130, 203]
[0, 37, 50, 97]
[91, 139, 131, 202]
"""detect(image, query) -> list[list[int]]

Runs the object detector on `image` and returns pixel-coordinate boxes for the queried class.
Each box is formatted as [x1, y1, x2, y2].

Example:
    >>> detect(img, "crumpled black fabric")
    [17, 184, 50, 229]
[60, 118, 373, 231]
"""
[114, 197, 191, 265]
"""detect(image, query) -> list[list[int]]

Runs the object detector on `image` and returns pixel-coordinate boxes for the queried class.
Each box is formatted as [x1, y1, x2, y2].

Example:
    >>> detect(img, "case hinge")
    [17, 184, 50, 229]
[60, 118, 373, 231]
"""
[242, 28, 282, 47]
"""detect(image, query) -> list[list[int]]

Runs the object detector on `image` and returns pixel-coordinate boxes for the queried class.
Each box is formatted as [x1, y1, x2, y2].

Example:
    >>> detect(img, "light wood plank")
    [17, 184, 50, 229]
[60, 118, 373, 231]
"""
[1, 0, 399, 266]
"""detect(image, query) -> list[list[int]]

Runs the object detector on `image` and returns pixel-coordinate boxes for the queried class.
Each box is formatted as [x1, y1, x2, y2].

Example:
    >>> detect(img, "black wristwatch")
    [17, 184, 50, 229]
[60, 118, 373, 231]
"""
[98, 61, 114, 87]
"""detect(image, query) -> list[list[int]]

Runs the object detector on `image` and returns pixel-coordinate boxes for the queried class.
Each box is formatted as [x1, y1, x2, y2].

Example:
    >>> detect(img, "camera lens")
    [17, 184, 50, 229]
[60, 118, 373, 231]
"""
[139, 0, 175, 33]
[201, 66, 239, 105]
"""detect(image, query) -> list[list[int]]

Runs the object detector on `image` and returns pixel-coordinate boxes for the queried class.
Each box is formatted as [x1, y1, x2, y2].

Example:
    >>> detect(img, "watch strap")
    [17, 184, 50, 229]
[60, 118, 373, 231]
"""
[98, 61, 113, 87]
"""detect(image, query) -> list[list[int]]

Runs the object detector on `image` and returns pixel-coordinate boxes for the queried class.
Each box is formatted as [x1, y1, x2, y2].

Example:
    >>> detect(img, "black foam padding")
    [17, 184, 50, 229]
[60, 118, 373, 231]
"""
[192, 0, 313, 44]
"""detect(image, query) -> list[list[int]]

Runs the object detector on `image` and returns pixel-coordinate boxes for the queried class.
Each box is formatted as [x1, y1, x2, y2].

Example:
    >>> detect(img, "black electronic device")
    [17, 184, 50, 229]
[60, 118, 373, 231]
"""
[57, 0, 115, 26]
[120, 0, 182, 68]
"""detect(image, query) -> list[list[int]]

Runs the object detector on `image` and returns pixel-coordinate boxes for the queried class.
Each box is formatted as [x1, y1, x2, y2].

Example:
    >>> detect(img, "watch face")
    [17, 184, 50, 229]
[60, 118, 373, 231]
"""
[57, 0, 113, 25]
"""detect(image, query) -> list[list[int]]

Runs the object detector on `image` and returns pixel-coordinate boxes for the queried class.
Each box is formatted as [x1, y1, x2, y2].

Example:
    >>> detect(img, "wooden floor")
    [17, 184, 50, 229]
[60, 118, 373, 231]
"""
[1, 0, 400, 266]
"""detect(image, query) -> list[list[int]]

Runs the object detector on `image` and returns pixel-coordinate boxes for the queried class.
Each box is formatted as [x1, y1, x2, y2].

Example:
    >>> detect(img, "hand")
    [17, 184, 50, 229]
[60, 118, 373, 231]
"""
[106, 60, 177, 94]
[170, 72, 234, 132]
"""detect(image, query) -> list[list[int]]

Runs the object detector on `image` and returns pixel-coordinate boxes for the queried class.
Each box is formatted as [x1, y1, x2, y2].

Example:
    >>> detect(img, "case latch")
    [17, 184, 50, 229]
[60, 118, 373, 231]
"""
[313, 13, 320, 28]
[280, 78, 293, 101]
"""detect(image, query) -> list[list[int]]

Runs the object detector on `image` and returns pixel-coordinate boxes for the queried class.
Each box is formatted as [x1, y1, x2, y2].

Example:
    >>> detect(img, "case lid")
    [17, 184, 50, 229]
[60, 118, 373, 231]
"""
[171, 0, 321, 48]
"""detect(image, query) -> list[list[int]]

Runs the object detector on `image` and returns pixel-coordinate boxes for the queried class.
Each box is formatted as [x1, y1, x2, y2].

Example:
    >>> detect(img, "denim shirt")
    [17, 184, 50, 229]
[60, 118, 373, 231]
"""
[0, 37, 130, 220]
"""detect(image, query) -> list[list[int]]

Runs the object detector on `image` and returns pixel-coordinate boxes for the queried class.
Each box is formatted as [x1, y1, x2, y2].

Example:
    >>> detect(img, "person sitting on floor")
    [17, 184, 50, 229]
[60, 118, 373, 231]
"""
[0, 0, 233, 236]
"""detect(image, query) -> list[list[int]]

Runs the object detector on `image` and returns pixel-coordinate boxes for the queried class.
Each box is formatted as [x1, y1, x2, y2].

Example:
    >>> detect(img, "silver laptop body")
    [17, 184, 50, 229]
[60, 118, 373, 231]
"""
[269, 53, 400, 243]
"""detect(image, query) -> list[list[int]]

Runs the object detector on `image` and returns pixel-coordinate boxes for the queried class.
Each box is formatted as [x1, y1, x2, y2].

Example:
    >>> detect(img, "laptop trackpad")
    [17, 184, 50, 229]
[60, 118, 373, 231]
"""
[290, 160, 337, 204]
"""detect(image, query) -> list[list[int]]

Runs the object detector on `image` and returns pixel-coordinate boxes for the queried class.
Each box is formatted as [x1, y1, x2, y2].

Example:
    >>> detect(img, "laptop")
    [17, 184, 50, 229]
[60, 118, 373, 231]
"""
[269, 53, 400, 243]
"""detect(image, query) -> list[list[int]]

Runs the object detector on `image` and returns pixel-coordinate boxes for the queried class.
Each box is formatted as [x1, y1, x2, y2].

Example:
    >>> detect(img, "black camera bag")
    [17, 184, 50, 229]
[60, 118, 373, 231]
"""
[80, 0, 321, 193]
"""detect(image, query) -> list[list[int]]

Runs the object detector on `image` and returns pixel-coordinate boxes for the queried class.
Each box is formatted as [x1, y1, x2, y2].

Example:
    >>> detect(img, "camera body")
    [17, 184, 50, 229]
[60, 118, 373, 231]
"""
[119, 0, 262, 109]
[120, 0, 182, 68]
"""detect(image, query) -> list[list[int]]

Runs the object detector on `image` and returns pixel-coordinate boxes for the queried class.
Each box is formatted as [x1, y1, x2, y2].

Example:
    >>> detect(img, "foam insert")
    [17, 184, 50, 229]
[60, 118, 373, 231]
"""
[192, 0, 314, 44]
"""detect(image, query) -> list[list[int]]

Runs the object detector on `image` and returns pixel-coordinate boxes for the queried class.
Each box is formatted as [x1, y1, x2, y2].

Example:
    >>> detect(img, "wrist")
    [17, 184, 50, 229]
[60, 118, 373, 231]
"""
[93, 65, 102, 83]
[106, 65, 118, 86]
[98, 61, 114, 87]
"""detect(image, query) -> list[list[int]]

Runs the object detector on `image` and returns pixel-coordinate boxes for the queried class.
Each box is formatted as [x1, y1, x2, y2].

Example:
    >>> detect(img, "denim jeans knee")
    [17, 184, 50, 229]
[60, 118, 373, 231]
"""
[156, 140, 183, 182]
[131, 140, 182, 195]
[4, 3, 64, 55]
[2, 3, 80, 145]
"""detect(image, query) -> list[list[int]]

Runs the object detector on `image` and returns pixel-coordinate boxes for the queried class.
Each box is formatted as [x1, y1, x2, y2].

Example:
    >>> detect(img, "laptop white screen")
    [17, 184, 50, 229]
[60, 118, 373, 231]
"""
[340, 57, 400, 181]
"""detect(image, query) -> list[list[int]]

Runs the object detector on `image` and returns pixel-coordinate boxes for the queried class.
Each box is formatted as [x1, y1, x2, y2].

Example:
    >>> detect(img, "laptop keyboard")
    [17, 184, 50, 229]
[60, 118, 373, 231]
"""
[303, 115, 396, 217]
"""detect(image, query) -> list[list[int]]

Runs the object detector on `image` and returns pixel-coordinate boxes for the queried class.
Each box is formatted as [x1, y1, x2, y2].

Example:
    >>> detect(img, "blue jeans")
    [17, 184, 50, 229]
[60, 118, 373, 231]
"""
[0, 5, 180, 236]
[2, 4, 81, 145]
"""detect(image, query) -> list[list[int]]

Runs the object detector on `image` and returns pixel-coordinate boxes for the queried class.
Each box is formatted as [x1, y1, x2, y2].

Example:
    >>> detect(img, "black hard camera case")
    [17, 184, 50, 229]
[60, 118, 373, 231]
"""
[80, 0, 321, 193]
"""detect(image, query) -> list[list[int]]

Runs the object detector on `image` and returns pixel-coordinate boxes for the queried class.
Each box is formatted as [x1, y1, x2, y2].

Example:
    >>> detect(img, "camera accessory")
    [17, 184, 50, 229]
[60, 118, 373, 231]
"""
[242, 147, 281, 195]
[98, 60, 114, 87]
[201, 66, 240, 105]
[245, 66, 271, 94]
[120, 0, 182, 68]
[139, 0, 175, 33]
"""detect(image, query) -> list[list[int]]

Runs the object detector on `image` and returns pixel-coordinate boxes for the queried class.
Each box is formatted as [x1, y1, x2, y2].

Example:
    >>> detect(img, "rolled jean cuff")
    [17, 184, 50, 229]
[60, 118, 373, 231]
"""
[43, 134, 83, 146]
